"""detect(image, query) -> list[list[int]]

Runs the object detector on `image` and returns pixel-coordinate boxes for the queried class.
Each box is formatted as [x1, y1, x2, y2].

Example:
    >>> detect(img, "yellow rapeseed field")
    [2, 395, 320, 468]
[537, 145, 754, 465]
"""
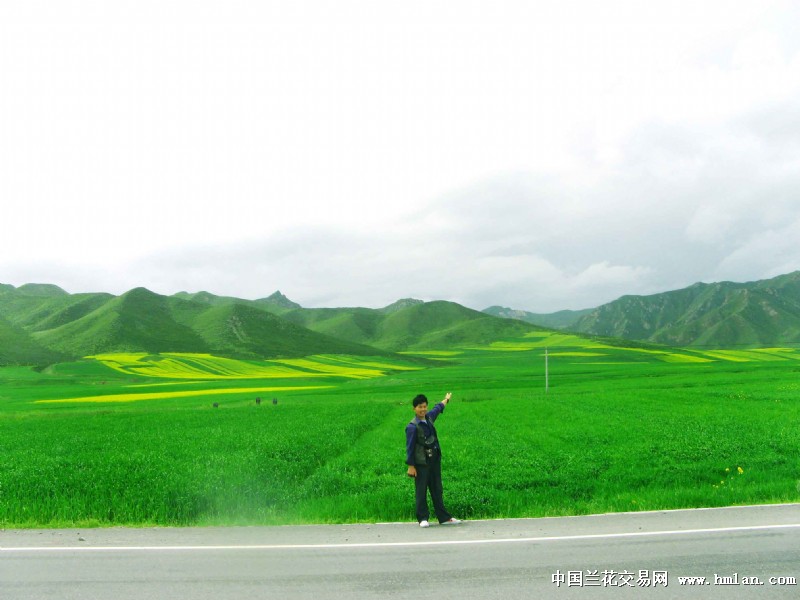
[89, 352, 421, 380]
[35, 385, 331, 404]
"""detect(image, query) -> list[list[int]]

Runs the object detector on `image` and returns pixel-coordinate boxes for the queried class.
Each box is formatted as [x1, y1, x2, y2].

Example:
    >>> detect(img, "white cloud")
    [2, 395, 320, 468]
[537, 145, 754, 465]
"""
[686, 206, 736, 245]
[715, 217, 800, 282]
[2, 1, 800, 313]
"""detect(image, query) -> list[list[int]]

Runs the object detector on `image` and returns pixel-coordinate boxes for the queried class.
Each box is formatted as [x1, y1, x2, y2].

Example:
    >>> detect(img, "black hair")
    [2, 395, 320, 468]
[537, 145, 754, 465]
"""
[412, 394, 428, 407]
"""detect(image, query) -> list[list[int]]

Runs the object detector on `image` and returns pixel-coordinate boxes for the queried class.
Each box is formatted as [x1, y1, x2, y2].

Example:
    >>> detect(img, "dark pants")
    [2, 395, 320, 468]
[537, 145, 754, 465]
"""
[414, 457, 453, 523]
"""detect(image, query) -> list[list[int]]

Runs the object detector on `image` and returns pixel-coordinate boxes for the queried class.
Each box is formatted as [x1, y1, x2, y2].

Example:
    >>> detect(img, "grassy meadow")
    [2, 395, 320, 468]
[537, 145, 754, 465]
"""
[1, 333, 799, 528]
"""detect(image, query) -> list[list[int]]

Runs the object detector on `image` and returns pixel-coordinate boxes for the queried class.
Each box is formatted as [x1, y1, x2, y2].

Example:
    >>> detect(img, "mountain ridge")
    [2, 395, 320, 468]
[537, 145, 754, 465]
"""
[486, 271, 800, 348]
[4, 285, 533, 365]
[3, 270, 800, 365]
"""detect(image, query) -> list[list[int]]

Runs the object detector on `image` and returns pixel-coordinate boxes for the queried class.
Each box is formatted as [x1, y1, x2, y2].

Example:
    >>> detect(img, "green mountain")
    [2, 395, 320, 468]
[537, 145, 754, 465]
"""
[280, 306, 383, 345]
[172, 289, 301, 314]
[0, 284, 102, 365]
[6, 270, 800, 365]
[283, 300, 544, 351]
[569, 271, 800, 347]
[262, 297, 517, 352]
[34, 288, 210, 356]
[15, 283, 69, 297]
[254, 291, 302, 314]
[33, 288, 387, 360]
[172, 290, 236, 306]
[188, 302, 386, 358]
[0, 314, 66, 366]
[1, 285, 394, 364]
[379, 298, 425, 314]
[0, 285, 113, 331]
[391, 301, 544, 350]
[483, 305, 591, 329]
[5, 293, 114, 332]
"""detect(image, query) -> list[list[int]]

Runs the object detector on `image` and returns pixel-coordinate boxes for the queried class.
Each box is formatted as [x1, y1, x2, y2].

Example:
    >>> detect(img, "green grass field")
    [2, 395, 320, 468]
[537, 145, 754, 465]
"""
[2, 333, 799, 528]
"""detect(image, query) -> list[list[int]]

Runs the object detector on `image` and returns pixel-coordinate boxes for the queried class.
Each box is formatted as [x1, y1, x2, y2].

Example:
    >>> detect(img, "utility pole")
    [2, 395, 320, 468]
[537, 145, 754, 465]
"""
[545, 347, 549, 394]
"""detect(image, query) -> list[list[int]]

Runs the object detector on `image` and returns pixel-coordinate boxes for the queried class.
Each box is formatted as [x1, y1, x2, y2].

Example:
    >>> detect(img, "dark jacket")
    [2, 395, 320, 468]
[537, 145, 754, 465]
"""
[405, 402, 445, 466]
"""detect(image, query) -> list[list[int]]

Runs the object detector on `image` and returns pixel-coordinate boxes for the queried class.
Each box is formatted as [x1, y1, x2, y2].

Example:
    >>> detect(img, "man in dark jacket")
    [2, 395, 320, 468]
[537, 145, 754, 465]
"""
[406, 392, 462, 528]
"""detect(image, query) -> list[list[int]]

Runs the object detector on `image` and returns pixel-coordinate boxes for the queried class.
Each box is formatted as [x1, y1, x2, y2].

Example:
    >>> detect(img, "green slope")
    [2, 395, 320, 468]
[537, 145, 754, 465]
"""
[377, 301, 543, 350]
[253, 291, 302, 314]
[15, 283, 69, 297]
[483, 305, 591, 329]
[378, 298, 425, 314]
[9, 270, 800, 361]
[5, 285, 545, 360]
[281, 307, 383, 345]
[3, 292, 114, 332]
[283, 300, 545, 351]
[572, 271, 800, 347]
[0, 314, 66, 366]
[189, 302, 390, 358]
[18, 287, 391, 360]
[172, 290, 237, 306]
[172, 290, 301, 314]
[35, 287, 211, 356]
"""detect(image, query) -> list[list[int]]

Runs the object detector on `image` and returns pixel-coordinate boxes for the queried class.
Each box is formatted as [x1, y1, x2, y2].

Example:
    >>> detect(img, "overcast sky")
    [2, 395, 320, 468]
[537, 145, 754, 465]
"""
[2, 1, 800, 312]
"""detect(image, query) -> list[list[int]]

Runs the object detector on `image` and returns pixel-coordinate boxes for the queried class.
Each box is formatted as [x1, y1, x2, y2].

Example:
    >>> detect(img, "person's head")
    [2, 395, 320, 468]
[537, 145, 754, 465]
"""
[412, 394, 428, 419]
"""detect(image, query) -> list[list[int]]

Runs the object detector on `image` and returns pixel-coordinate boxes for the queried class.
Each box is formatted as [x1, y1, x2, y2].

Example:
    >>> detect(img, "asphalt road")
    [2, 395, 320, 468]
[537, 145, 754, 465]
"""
[2, 504, 799, 599]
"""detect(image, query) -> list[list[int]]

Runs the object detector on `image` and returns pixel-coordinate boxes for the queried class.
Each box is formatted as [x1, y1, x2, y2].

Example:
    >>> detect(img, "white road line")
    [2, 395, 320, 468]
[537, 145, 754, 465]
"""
[374, 502, 800, 525]
[2, 523, 799, 553]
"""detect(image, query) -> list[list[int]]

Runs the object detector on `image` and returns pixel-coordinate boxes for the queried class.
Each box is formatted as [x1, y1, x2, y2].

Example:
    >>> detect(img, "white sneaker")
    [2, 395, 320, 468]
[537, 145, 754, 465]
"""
[441, 518, 462, 525]
[419, 520, 430, 528]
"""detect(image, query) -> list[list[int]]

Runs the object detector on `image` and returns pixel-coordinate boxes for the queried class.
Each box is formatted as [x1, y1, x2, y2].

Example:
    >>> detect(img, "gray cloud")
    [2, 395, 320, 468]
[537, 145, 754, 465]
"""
[11, 118, 800, 314]
[125, 137, 800, 314]
[4, 2, 800, 314]
[28, 115, 800, 314]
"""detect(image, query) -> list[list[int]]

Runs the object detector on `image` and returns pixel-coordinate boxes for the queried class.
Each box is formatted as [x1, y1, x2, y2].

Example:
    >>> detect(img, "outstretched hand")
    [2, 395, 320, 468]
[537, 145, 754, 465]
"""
[443, 392, 452, 404]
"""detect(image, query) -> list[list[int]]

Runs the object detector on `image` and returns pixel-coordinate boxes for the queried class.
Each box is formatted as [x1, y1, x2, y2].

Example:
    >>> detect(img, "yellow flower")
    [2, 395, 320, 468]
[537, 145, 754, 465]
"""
[737, 466, 744, 474]
[725, 467, 730, 472]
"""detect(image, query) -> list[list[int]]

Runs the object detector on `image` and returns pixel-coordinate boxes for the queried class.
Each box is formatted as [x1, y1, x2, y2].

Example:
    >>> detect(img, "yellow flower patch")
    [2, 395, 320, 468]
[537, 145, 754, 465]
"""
[35, 385, 331, 404]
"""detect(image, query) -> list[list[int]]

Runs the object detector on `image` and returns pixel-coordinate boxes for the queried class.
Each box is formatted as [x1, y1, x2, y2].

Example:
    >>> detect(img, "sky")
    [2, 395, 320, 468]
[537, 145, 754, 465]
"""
[2, 0, 800, 312]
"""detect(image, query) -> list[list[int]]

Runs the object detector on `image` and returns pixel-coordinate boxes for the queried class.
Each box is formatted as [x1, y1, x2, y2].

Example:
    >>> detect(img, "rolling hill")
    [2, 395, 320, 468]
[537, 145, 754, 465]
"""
[487, 271, 800, 348]
[483, 305, 591, 330]
[0, 314, 66, 366]
[570, 271, 800, 347]
[279, 306, 383, 345]
[0, 286, 395, 365]
[282, 300, 544, 351]
[172, 289, 301, 314]
[33, 287, 389, 360]
[0, 284, 545, 365]
[186, 301, 386, 358]
[33, 288, 211, 356]
[4, 270, 800, 365]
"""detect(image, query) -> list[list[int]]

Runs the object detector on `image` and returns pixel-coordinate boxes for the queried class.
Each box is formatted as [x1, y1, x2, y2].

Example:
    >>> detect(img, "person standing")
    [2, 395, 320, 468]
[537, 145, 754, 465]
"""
[405, 391, 462, 528]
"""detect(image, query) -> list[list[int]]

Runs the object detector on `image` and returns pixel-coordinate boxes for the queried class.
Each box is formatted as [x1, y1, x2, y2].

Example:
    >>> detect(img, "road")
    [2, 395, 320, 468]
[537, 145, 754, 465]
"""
[2, 504, 799, 599]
